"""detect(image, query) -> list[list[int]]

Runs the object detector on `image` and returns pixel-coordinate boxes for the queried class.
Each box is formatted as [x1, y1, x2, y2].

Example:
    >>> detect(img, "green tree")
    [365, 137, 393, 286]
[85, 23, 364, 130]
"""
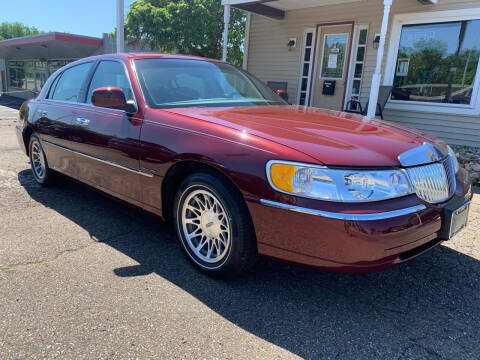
[0, 22, 40, 40]
[125, 0, 246, 66]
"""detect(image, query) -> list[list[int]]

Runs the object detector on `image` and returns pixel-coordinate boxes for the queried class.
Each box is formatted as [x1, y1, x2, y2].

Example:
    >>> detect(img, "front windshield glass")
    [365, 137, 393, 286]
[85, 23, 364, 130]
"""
[134, 58, 287, 109]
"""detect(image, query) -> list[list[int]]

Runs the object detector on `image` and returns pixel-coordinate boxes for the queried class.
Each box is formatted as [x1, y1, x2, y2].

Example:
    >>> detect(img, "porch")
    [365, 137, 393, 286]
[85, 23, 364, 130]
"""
[221, 0, 480, 150]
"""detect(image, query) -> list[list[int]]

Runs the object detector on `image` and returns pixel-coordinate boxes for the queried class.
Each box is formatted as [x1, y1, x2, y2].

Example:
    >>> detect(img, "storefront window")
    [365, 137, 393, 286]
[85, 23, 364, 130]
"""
[8, 59, 76, 93]
[392, 19, 480, 105]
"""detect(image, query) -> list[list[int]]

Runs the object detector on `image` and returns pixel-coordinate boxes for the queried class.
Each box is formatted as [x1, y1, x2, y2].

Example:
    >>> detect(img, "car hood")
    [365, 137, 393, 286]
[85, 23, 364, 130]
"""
[164, 105, 445, 167]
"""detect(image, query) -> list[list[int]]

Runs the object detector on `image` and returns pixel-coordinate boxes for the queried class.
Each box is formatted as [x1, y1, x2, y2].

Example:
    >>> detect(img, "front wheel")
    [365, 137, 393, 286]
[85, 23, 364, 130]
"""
[173, 172, 257, 277]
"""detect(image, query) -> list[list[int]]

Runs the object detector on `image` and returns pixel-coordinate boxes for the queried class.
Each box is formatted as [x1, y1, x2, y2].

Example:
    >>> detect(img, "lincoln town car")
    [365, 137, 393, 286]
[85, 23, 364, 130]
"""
[16, 54, 472, 277]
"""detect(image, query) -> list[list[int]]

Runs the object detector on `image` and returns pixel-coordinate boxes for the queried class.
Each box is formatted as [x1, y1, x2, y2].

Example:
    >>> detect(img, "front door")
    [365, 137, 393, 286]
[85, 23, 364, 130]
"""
[312, 24, 352, 111]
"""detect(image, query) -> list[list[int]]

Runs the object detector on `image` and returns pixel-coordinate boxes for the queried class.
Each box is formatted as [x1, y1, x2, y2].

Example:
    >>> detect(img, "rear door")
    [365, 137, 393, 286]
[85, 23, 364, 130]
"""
[68, 59, 143, 201]
[36, 62, 93, 178]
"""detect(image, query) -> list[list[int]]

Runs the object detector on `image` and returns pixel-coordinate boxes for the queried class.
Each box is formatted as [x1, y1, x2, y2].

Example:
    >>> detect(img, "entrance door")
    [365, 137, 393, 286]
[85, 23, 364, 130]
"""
[312, 24, 352, 111]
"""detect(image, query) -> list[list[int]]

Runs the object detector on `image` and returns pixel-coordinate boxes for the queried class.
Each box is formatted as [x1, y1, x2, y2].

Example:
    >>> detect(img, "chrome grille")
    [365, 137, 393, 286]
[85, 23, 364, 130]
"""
[443, 156, 457, 196]
[406, 156, 456, 204]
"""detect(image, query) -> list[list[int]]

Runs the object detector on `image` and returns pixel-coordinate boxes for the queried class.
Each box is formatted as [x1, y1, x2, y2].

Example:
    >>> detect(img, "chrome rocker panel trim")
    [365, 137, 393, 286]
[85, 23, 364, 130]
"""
[42, 139, 154, 178]
[260, 199, 427, 221]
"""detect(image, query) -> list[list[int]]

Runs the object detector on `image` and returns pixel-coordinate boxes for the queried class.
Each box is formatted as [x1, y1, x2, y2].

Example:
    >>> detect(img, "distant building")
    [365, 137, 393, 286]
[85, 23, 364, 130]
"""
[0, 32, 154, 99]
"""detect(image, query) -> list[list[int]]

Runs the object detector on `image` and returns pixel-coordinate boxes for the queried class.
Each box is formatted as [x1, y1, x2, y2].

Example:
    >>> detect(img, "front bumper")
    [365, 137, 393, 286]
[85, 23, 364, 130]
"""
[247, 168, 472, 273]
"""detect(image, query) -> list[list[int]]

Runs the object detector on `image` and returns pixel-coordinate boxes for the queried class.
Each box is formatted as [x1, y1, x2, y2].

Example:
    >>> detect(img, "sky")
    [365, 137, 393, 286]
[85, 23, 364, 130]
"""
[0, 0, 136, 38]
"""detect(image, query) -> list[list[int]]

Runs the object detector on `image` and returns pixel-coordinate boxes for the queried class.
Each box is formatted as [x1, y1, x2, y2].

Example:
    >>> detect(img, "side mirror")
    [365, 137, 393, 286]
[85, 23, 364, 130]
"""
[91, 87, 137, 114]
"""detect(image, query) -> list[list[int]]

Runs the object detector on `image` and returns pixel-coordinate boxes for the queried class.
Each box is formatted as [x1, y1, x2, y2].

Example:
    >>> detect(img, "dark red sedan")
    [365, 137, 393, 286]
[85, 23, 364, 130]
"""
[16, 53, 472, 277]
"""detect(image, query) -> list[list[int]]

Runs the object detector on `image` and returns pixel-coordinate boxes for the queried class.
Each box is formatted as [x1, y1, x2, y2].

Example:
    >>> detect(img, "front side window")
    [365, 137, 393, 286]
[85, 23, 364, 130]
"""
[87, 60, 133, 103]
[134, 59, 286, 109]
[392, 19, 480, 105]
[51, 62, 93, 102]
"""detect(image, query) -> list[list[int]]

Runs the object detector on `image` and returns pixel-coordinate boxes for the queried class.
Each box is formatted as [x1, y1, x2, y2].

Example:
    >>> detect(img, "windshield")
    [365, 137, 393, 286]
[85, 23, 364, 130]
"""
[134, 58, 287, 109]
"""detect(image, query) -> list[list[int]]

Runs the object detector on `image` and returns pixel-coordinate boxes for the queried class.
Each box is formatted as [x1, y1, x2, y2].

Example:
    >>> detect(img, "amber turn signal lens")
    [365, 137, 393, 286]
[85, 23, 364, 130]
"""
[270, 163, 296, 192]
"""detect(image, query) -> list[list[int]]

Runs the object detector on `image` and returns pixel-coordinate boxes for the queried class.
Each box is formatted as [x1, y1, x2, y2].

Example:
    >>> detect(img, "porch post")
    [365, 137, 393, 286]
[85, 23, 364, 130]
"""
[222, 3, 231, 61]
[367, 0, 392, 117]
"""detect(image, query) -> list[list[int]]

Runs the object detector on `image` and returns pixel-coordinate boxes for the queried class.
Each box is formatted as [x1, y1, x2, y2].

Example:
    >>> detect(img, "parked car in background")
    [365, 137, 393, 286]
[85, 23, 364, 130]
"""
[16, 54, 473, 277]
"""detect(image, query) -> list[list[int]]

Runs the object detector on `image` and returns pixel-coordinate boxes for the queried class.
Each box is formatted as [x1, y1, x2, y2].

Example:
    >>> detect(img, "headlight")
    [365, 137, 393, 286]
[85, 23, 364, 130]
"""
[267, 161, 413, 202]
[447, 145, 460, 173]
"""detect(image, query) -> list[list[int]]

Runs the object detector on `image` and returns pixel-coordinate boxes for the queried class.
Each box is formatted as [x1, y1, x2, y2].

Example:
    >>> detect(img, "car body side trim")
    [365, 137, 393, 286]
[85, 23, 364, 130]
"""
[41, 139, 154, 178]
[259, 199, 427, 221]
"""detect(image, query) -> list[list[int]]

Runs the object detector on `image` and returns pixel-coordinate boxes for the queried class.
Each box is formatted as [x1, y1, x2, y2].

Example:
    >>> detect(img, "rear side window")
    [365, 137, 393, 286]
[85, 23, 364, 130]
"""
[47, 74, 61, 99]
[86, 60, 133, 103]
[51, 62, 92, 102]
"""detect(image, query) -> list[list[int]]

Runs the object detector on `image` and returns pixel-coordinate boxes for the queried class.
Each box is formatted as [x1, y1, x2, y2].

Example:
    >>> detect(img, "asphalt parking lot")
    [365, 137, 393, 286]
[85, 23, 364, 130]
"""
[0, 98, 479, 360]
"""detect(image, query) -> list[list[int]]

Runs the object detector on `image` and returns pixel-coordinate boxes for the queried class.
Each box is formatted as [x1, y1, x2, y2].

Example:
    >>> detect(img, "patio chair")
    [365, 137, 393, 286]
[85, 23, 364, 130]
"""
[344, 85, 393, 119]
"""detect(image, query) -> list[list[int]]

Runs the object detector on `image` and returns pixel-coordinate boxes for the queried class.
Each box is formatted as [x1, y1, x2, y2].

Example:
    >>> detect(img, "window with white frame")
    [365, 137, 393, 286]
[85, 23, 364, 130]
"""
[391, 19, 480, 105]
[385, 9, 480, 114]
[297, 29, 316, 106]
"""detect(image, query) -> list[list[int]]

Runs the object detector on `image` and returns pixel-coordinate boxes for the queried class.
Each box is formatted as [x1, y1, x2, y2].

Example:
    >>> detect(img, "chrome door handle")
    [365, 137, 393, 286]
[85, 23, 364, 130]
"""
[37, 109, 47, 117]
[75, 117, 90, 126]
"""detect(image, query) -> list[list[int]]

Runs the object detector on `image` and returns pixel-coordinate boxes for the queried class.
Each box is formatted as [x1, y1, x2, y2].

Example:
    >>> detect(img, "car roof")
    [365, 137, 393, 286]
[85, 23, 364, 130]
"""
[74, 52, 225, 64]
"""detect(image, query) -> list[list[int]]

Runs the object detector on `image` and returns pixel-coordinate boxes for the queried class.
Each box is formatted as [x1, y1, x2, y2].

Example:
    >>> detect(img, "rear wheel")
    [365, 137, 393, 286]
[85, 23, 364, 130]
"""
[173, 172, 257, 277]
[29, 134, 55, 186]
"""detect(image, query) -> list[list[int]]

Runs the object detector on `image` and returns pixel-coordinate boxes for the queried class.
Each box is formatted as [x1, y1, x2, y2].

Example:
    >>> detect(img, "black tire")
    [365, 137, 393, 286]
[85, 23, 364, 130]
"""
[28, 134, 56, 187]
[173, 171, 257, 278]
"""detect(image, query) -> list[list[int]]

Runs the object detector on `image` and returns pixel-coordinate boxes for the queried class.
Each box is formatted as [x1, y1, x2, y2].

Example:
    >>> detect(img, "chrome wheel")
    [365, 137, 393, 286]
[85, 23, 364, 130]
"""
[31, 139, 46, 181]
[181, 188, 231, 264]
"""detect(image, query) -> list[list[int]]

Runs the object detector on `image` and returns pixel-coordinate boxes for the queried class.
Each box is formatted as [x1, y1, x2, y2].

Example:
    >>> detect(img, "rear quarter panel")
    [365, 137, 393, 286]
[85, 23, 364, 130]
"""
[16, 100, 37, 155]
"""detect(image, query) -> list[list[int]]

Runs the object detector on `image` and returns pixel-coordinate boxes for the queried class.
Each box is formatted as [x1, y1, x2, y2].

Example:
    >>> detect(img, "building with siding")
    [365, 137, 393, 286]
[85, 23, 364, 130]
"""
[222, 0, 480, 152]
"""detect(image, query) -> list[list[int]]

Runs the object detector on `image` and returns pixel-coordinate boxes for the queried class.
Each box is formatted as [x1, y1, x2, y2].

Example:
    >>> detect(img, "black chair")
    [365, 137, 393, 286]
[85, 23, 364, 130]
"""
[344, 85, 392, 119]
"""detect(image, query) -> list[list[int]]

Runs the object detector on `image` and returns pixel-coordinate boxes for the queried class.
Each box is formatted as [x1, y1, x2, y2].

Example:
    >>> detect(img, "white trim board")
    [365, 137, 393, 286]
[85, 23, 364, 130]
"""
[383, 8, 480, 116]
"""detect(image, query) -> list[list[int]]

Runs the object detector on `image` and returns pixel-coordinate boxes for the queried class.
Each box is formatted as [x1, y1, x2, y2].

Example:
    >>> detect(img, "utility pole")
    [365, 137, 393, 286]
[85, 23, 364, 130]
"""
[222, 3, 231, 61]
[116, 0, 125, 53]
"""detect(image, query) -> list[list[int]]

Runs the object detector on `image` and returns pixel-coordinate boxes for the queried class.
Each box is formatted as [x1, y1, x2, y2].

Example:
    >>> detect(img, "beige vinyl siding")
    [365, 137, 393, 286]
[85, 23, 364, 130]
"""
[246, 0, 480, 147]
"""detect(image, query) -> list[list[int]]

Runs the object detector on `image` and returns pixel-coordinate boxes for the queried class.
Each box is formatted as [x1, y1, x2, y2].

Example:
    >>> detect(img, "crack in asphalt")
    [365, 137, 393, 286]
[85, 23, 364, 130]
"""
[1, 243, 97, 271]
[1, 229, 137, 271]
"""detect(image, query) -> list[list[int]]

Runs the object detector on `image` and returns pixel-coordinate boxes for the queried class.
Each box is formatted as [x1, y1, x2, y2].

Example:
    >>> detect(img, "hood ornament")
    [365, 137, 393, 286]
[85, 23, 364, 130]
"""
[398, 142, 447, 167]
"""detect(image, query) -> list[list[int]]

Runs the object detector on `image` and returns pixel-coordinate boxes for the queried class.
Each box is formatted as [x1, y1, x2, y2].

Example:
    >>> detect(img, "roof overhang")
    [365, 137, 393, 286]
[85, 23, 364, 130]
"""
[0, 32, 103, 60]
[223, 0, 363, 19]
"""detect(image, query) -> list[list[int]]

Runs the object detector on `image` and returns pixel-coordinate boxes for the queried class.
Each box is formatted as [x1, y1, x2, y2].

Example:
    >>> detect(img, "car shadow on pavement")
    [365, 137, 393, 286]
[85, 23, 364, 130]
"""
[19, 170, 480, 359]
[0, 95, 24, 110]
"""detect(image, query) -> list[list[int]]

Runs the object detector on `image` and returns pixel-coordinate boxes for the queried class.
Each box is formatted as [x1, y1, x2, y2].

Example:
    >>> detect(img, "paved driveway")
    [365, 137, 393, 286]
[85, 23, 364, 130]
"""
[0, 101, 479, 359]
